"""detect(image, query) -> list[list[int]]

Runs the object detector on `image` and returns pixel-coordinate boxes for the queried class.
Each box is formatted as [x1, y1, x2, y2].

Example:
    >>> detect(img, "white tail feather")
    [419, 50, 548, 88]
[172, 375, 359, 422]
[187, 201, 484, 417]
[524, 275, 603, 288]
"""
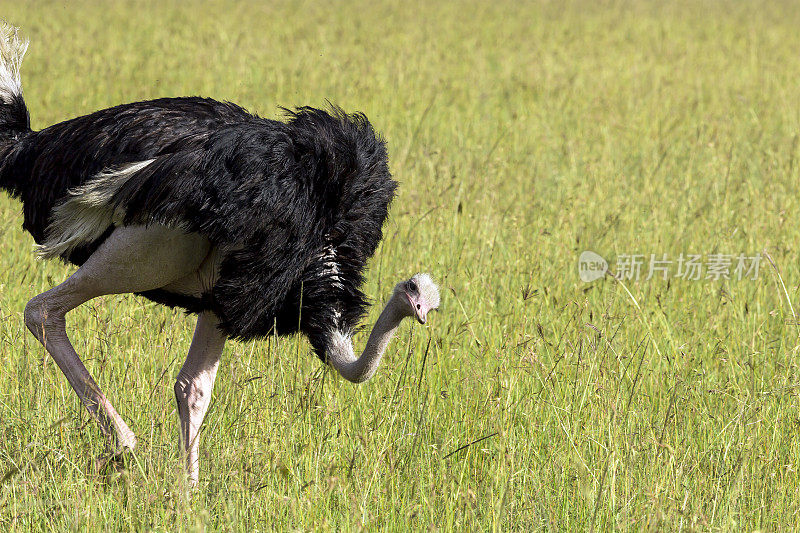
[0, 21, 28, 104]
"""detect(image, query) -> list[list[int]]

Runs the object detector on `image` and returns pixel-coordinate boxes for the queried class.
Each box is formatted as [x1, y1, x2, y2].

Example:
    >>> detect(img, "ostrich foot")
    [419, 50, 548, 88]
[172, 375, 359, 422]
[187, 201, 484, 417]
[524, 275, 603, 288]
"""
[94, 447, 133, 483]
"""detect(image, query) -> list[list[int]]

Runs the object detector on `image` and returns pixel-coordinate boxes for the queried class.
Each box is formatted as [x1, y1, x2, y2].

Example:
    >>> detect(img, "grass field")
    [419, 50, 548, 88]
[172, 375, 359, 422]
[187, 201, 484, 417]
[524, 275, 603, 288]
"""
[2, 0, 800, 530]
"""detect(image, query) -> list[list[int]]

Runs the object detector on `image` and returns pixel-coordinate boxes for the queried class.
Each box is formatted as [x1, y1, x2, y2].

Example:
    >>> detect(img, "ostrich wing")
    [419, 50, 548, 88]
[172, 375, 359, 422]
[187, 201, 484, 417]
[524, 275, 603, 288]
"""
[103, 123, 329, 339]
[2, 97, 253, 246]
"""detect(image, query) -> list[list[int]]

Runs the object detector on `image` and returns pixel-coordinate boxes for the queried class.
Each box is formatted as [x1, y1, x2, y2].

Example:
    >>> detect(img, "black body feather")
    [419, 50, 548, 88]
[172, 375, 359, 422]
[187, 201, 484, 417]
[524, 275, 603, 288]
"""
[0, 96, 397, 355]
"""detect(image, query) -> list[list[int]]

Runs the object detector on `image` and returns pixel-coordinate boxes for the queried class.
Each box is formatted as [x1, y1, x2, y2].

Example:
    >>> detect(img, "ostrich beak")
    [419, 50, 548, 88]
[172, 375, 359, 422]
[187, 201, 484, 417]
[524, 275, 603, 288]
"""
[406, 293, 428, 324]
[415, 301, 439, 324]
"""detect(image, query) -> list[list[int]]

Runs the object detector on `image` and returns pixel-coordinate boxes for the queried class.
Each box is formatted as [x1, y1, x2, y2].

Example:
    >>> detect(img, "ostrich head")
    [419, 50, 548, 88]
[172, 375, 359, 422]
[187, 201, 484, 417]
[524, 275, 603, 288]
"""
[395, 272, 440, 324]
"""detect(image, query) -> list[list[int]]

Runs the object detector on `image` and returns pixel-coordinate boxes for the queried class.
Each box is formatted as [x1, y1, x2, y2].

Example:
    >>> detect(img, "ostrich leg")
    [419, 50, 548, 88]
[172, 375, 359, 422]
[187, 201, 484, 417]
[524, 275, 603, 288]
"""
[174, 311, 225, 485]
[24, 225, 211, 454]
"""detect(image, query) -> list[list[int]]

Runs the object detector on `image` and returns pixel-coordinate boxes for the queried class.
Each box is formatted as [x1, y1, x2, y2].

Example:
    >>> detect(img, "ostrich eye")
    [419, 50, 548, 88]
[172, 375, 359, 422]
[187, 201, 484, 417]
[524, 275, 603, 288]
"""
[408, 280, 418, 292]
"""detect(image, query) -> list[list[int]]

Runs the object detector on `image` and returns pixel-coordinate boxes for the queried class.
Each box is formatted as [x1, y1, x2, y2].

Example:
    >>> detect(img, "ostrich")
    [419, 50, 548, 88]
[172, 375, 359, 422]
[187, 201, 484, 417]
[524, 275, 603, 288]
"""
[0, 24, 439, 484]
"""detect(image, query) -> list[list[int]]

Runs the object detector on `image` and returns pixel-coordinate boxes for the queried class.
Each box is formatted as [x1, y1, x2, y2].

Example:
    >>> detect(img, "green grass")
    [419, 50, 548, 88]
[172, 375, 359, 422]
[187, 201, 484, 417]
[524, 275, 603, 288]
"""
[2, 0, 800, 529]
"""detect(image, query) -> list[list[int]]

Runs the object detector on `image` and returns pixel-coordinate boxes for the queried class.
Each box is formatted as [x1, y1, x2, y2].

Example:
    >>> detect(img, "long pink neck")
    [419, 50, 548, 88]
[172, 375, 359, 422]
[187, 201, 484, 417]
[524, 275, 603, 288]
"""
[325, 293, 407, 383]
